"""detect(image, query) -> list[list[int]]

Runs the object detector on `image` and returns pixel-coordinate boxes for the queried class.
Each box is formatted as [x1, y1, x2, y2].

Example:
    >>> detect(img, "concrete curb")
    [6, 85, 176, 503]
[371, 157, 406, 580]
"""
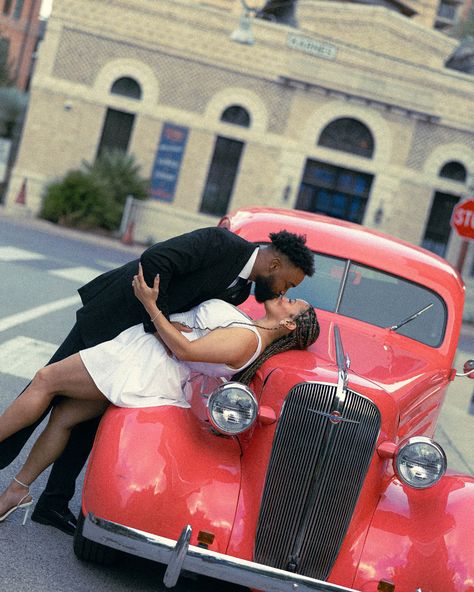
[0, 206, 144, 255]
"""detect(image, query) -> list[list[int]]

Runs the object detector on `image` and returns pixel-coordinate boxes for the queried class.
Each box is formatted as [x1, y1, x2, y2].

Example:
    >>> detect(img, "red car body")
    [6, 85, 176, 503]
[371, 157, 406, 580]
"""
[75, 208, 474, 592]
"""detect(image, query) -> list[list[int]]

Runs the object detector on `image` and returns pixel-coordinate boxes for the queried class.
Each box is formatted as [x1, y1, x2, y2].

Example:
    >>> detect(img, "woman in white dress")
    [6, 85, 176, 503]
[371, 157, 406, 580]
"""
[0, 263, 319, 523]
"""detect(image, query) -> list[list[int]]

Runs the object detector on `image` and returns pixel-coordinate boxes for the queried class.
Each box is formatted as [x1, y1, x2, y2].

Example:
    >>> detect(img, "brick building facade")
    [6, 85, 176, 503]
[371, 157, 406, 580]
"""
[0, 0, 42, 90]
[4, 0, 474, 312]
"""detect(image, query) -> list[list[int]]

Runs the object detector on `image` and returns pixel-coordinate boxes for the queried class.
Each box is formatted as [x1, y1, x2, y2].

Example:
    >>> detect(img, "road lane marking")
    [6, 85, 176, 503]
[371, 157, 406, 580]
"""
[0, 337, 57, 380]
[0, 295, 80, 333]
[0, 247, 46, 261]
[48, 266, 101, 283]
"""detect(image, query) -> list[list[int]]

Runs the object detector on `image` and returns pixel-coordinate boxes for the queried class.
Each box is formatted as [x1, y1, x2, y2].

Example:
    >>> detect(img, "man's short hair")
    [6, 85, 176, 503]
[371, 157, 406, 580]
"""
[269, 230, 315, 276]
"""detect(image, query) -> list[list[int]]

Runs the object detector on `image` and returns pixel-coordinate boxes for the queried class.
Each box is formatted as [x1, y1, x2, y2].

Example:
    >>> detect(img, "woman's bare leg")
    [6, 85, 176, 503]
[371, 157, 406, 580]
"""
[0, 397, 109, 517]
[0, 353, 106, 442]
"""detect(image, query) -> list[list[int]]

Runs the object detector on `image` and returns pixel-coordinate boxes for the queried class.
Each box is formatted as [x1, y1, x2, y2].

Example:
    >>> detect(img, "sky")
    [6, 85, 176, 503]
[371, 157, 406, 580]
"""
[40, 0, 53, 18]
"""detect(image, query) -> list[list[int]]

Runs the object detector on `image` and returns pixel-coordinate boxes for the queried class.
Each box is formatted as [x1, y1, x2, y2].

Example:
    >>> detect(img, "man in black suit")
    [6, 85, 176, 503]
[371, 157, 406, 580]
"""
[0, 226, 314, 534]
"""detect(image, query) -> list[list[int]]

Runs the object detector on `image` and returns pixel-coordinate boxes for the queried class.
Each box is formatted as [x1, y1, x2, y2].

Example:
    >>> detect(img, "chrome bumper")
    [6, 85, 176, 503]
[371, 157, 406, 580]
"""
[83, 513, 359, 591]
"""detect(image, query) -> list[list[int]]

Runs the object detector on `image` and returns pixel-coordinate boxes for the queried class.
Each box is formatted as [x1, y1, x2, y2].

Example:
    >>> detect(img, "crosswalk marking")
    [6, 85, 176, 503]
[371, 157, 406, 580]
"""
[0, 336, 57, 380]
[48, 266, 102, 283]
[0, 246, 45, 261]
[0, 295, 80, 333]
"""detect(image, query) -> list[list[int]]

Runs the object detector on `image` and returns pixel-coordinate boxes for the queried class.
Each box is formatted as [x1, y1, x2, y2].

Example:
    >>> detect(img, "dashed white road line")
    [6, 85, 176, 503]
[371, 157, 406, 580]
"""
[48, 266, 101, 284]
[0, 246, 45, 261]
[0, 336, 57, 380]
[0, 295, 80, 333]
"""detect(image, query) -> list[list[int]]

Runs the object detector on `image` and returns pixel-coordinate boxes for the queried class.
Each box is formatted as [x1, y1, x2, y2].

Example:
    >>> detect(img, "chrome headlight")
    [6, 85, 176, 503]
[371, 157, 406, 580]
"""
[207, 382, 258, 435]
[394, 436, 447, 489]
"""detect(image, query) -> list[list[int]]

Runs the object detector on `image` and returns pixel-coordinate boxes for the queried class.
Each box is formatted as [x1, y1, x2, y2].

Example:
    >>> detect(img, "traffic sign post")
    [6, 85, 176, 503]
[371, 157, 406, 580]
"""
[451, 198, 474, 273]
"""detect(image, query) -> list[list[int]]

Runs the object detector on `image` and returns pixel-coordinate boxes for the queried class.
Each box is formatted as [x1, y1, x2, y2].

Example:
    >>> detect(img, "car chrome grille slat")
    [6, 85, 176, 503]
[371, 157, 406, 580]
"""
[255, 382, 380, 580]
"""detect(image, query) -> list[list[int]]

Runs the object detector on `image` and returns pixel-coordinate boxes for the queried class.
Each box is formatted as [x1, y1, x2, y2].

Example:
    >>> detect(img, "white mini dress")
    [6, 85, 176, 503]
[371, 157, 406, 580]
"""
[79, 299, 262, 408]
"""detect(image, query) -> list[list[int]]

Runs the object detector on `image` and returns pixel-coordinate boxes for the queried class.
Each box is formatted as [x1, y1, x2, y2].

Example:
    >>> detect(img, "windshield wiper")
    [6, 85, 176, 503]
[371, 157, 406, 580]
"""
[388, 303, 434, 332]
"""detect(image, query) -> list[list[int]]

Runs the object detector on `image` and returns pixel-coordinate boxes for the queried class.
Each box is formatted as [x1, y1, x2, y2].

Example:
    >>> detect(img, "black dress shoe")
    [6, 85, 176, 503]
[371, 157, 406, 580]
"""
[31, 505, 78, 536]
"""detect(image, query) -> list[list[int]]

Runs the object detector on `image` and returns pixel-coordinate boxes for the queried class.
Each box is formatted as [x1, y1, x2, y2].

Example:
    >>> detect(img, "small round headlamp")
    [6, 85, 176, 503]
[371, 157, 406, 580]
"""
[207, 382, 258, 435]
[394, 436, 447, 489]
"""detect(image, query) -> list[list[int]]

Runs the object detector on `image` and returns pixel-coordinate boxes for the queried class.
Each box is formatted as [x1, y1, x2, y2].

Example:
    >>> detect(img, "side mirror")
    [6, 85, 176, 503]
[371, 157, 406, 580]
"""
[456, 359, 474, 378]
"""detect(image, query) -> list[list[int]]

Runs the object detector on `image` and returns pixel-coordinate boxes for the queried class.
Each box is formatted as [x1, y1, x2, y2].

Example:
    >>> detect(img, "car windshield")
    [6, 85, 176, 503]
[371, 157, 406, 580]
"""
[290, 253, 447, 347]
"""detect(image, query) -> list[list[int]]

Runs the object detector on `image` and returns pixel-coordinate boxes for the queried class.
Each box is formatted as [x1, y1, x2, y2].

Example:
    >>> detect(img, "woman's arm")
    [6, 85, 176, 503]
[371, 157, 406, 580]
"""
[132, 264, 258, 369]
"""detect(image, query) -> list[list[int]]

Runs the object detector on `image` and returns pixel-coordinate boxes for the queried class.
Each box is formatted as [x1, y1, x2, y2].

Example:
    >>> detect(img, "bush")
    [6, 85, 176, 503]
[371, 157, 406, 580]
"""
[40, 150, 148, 231]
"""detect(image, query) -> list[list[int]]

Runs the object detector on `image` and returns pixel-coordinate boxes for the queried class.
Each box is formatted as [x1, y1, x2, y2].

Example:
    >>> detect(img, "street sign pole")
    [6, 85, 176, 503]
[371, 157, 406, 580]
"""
[456, 240, 469, 273]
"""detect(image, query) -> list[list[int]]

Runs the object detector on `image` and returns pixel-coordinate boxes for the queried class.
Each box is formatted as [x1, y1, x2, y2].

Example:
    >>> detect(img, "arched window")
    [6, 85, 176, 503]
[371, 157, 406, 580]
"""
[318, 118, 374, 159]
[439, 161, 467, 182]
[110, 77, 142, 100]
[220, 105, 251, 128]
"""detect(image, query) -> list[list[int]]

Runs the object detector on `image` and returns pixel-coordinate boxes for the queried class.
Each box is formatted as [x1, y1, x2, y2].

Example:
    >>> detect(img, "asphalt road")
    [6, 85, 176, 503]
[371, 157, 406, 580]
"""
[0, 214, 224, 592]
[0, 211, 472, 592]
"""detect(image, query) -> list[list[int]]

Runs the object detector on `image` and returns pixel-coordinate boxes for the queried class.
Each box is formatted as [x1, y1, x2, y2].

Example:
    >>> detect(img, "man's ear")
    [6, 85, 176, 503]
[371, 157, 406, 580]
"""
[269, 257, 282, 272]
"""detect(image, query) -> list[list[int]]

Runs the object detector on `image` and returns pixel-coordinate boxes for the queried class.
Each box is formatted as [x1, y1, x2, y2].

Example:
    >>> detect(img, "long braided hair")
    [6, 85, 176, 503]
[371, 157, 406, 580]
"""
[233, 305, 320, 385]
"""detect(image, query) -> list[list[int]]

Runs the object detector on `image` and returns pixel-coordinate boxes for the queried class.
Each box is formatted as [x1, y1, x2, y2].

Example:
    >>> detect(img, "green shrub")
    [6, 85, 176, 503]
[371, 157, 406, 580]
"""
[84, 149, 148, 206]
[40, 170, 121, 230]
[40, 150, 148, 231]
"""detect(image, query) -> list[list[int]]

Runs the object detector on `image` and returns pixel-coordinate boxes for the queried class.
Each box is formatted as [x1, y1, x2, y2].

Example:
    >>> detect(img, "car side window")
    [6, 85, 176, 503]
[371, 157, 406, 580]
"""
[293, 254, 346, 312]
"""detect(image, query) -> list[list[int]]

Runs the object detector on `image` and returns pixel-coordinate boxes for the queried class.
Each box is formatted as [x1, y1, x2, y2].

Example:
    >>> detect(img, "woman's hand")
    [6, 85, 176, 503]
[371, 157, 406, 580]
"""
[132, 262, 159, 314]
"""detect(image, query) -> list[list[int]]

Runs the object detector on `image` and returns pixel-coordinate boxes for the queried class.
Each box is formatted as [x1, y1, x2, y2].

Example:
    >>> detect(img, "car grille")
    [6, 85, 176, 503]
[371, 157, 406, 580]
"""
[254, 382, 380, 580]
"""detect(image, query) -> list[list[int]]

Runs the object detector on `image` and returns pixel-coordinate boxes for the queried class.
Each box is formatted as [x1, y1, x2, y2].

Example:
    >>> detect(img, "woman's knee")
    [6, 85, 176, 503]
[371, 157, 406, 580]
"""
[32, 366, 56, 396]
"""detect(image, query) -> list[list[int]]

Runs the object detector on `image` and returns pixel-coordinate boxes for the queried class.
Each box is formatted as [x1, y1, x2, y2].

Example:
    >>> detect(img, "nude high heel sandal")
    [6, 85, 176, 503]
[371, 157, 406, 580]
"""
[0, 477, 33, 525]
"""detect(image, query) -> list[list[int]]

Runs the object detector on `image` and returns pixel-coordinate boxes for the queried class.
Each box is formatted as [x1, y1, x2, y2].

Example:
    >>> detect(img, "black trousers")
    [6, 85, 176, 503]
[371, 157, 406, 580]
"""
[0, 323, 101, 511]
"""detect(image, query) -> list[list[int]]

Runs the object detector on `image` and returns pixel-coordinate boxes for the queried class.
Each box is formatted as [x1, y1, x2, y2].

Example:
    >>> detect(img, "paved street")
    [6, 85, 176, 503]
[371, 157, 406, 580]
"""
[0, 210, 472, 591]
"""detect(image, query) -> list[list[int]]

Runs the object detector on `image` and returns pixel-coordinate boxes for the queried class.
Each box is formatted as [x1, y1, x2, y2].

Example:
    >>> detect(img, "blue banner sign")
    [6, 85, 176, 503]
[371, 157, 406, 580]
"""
[150, 123, 189, 201]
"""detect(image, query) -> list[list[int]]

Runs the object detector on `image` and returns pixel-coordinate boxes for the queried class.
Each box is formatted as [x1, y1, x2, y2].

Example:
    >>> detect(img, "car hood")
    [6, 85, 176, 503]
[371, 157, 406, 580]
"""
[263, 317, 448, 401]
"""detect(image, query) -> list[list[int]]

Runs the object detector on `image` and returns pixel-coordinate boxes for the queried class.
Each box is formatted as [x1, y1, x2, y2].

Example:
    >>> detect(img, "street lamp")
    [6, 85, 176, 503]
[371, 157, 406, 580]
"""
[230, 0, 266, 45]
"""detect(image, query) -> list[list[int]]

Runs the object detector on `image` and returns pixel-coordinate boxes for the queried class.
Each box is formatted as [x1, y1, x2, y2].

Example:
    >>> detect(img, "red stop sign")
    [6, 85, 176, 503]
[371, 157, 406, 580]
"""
[451, 198, 474, 240]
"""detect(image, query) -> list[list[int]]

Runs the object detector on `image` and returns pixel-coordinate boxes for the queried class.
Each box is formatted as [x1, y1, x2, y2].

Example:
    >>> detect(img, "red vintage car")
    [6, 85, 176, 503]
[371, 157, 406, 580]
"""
[74, 208, 474, 592]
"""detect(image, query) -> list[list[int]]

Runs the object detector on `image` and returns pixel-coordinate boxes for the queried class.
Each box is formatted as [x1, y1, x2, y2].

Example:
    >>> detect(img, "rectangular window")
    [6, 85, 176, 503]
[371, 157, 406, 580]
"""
[13, 0, 24, 19]
[421, 192, 459, 258]
[2, 0, 13, 15]
[200, 136, 244, 217]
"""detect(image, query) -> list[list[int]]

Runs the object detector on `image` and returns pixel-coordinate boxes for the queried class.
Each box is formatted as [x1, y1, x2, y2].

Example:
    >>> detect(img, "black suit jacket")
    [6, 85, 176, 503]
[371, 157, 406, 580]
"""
[76, 227, 255, 347]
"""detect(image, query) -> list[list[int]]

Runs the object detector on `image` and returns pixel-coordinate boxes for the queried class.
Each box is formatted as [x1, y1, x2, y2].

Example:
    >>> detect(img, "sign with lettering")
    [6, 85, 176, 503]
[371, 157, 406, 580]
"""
[150, 123, 189, 202]
[451, 198, 474, 241]
[287, 33, 337, 60]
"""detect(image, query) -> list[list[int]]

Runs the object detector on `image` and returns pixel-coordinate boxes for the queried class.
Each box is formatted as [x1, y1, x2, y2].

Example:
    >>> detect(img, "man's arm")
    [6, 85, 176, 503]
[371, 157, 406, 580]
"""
[139, 227, 241, 322]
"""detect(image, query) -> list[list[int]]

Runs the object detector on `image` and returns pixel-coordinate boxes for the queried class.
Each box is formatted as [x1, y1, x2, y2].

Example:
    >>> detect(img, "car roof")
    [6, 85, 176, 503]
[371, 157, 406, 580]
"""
[223, 207, 465, 302]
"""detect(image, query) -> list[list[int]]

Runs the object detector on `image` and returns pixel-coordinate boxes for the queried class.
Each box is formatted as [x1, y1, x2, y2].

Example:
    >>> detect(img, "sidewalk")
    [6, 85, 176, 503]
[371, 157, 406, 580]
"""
[0, 206, 144, 256]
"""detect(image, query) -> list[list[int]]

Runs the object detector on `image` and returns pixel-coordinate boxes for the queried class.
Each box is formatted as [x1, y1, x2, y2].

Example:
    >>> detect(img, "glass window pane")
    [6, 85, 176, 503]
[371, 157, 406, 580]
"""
[200, 136, 244, 216]
[221, 106, 251, 127]
[422, 192, 459, 258]
[291, 254, 346, 312]
[318, 118, 374, 159]
[439, 161, 467, 182]
[339, 263, 446, 346]
[110, 77, 142, 100]
[96, 108, 135, 157]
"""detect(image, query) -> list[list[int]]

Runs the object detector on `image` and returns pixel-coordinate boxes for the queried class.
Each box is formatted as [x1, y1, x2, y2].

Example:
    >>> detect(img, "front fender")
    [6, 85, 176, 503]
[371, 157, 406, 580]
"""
[82, 406, 242, 553]
[354, 473, 474, 592]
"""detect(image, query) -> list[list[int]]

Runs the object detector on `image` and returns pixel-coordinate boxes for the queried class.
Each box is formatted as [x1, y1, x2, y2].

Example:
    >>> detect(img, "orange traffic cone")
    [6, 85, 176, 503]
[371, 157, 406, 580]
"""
[15, 179, 27, 205]
[121, 220, 135, 245]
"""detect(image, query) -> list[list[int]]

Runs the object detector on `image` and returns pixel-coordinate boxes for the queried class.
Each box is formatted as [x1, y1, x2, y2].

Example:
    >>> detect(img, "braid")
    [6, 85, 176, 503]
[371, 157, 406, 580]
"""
[233, 306, 320, 385]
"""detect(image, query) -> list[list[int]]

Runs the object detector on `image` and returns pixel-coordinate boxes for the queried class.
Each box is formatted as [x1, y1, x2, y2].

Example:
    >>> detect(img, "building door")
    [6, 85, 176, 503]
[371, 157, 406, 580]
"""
[200, 136, 244, 217]
[295, 160, 373, 223]
[96, 108, 135, 158]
